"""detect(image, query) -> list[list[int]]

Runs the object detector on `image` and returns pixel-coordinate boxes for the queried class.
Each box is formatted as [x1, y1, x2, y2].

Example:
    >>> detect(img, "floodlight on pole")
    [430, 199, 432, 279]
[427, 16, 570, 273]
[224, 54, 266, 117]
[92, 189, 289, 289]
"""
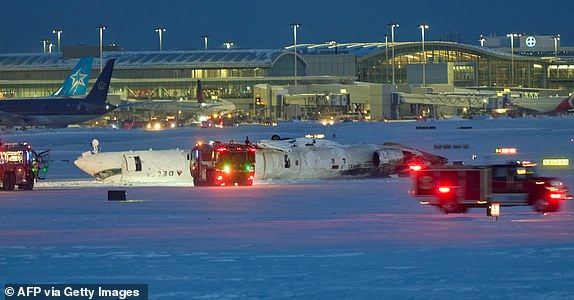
[155, 27, 166, 51]
[419, 23, 429, 86]
[506, 33, 520, 86]
[48, 43, 55, 53]
[52, 29, 63, 52]
[388, 21, 399, 85]
[327, 40, 338, 54]
[96, 24, 107, 74]
[223, 41, 234, 49]
[479, 34, 486, 47]
[202, 35, 209, 50]
[385, 33, 389, 83]
[41, 38, 49, 53]
[552, 34, 560, 59]
[290, 22, 301, 87]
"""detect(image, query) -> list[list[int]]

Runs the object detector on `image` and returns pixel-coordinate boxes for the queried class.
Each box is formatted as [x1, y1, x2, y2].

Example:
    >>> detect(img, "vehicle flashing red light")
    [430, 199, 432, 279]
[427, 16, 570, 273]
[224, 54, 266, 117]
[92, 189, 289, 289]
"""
[438, 187, 451, 193]
[550, 193, 562, 199]
[409, 165, 422, 171]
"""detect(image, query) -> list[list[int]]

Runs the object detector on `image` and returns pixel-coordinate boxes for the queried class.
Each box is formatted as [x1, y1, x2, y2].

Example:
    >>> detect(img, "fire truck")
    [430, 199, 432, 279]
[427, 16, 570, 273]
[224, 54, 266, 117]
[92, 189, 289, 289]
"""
[191, 140, 256, 186]
[412, 161, 570, 214]
[0, 142, 48, 191]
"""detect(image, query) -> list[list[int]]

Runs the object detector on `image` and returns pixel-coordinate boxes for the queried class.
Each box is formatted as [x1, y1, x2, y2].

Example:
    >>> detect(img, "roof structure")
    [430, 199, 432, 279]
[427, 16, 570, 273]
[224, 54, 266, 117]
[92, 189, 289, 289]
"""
[0, 49, 286, 70]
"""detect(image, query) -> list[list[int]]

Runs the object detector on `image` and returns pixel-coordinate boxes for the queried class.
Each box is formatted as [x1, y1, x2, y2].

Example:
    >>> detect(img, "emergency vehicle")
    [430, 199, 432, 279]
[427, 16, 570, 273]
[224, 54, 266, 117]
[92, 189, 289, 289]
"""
[191, 140, 256, 186]
[0, 142, 47, 191]
[412, 161, 570, 214]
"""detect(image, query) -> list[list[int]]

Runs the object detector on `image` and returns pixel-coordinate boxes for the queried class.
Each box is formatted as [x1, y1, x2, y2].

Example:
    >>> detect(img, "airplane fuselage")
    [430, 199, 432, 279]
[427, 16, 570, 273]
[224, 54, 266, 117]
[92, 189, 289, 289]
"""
[74, 149, 193, 183]
[0, 97, 116, 127]
[74, 138, 446, 184]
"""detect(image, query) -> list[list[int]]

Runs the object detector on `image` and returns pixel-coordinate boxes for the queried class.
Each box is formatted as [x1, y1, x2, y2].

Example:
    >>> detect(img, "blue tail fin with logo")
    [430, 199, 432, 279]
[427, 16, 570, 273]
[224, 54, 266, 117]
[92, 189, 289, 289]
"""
[50, 57, 94, 97]
[85, 59, 115, 103]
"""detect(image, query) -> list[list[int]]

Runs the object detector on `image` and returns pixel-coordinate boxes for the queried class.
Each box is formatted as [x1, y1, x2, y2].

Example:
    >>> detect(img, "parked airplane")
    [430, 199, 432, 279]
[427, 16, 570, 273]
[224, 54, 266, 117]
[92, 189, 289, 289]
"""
[50, 57, 94, 97]
[74, 136, 447, 184]
[0, 59, 116, 128]
[506, 93, 574, 114]
[126, 80, 236, 116]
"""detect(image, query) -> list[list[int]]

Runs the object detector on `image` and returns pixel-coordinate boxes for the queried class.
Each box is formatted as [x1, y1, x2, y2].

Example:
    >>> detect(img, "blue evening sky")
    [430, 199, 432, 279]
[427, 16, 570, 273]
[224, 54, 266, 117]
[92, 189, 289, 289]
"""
[0, 0, 570, 53]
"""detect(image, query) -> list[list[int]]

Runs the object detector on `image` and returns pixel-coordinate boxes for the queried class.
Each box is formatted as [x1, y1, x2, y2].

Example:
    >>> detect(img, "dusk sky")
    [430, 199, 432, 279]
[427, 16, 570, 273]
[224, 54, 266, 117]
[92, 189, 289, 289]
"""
[1, 0, 571, 53]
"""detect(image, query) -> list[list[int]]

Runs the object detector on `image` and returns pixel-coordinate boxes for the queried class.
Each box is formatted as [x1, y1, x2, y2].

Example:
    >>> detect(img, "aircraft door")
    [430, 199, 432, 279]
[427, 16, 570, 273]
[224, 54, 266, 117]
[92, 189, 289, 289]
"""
[123, 155, 142, 173]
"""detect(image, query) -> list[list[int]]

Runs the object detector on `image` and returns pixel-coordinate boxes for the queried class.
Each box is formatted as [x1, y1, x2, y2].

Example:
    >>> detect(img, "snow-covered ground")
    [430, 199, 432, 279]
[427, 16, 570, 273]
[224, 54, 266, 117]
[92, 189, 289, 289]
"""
[1, 117, 574, 299]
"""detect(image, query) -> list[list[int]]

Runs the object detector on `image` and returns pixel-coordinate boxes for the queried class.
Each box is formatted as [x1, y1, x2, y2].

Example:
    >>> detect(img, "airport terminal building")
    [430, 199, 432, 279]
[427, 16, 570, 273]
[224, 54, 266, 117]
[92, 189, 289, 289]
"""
[0, 36, 573, 121]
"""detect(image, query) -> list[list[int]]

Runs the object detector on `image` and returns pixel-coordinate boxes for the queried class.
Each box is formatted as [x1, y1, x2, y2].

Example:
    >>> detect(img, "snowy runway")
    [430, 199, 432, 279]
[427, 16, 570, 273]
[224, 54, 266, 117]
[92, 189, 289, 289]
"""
[1, 118, 574, 298]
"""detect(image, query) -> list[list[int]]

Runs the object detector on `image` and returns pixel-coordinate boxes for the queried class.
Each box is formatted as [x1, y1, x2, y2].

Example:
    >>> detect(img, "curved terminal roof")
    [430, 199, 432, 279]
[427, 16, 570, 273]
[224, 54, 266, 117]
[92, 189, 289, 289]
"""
[0, 49, 286, 70]
[288, 41, 531, 60]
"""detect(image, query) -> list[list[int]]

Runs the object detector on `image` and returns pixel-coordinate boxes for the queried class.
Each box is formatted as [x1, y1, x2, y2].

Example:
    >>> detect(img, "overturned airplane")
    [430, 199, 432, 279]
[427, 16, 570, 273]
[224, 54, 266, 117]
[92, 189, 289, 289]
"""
[74, 136, 447, 184]
[255, 136, 448, 180]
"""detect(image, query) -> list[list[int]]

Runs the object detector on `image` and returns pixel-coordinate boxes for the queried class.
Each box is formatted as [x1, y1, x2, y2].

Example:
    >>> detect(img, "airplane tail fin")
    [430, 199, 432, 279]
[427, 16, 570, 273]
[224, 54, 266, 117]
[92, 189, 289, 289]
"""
[51, 57, 94, 97]
[85, 59, 115, 103]
[197, 80, 206, 103]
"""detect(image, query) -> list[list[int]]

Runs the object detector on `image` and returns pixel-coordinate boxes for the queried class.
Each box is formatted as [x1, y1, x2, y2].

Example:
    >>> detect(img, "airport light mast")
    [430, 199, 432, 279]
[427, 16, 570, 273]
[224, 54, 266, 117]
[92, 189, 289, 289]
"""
[52, 29, 63, 52]
[48, 43, 55, 53]
[41, 38, 49, 53]
[506, 33, 520, 87]
[388, 22, 399, 85]
[223, 41, 234, 49]
[552, 34, 560, 59]
[202, 35, 209, 50]
[290, 22, 301, 87]
[96, 24, 107, 74]
[479, 35, 486, 47]
[155, 27, 166, 51]
[388, 33, 389, 83]
[419, 23, 429, 87]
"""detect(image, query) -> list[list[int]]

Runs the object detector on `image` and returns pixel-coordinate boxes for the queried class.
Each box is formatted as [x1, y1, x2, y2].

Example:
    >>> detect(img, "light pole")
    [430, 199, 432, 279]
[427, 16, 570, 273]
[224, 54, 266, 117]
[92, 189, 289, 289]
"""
[96, 24, 107, 74]
[506, 33, 519, 87]
[552, 34, 560, 59]
[223, 41, 234, 49]
[327, 40, 337, 54]
[388, 21, 399, 85]
[48, 43, 55, 53]
[419, 23, 429, 86]
[155, 27, 166, 51]
[290, 22, 301, 87]
[41, 38, 49, 53]
[479, 34, 486, 47]
[385, 33, 389, 83]
[52, 29, 63, 52]
[202, 35, 209, 50]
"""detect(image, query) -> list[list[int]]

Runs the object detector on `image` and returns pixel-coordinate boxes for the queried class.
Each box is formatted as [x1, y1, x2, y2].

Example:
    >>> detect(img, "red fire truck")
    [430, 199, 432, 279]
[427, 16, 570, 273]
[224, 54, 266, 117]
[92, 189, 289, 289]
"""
[0, 142, 48, 191]
[191, 140, 256, 186]
[412, 161, 570, 214]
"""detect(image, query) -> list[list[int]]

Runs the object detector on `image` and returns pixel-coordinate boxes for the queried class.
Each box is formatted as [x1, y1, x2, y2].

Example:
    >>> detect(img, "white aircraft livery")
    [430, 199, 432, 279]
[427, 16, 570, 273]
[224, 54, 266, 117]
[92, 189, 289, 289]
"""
[74, 137, 447, 184]
[74, 142, 192, 184]
[255, 136, 447, 180]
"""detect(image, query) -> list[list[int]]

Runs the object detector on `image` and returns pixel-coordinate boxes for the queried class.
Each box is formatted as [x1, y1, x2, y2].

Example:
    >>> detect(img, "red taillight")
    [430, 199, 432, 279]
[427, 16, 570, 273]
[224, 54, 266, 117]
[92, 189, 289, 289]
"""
[248, 175, 254, 180]
[438, 187, 451, 193]
[550, 193, 562, 199]
[409, 165, 422, 171]
[217, 175, 223, 181]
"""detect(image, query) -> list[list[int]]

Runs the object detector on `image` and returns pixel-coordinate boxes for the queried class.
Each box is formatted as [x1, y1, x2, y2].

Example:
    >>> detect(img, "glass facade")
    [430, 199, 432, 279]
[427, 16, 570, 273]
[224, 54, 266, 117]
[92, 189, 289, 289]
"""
[358, 42, 573, 90]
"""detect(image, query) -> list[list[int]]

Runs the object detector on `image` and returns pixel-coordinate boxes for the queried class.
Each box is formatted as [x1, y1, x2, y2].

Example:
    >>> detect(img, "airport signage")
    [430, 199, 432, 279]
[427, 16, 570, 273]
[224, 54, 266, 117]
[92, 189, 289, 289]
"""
[495, 148, 517, 155]
[525, 36, 536, 47]
[542, 158, 570, 167]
